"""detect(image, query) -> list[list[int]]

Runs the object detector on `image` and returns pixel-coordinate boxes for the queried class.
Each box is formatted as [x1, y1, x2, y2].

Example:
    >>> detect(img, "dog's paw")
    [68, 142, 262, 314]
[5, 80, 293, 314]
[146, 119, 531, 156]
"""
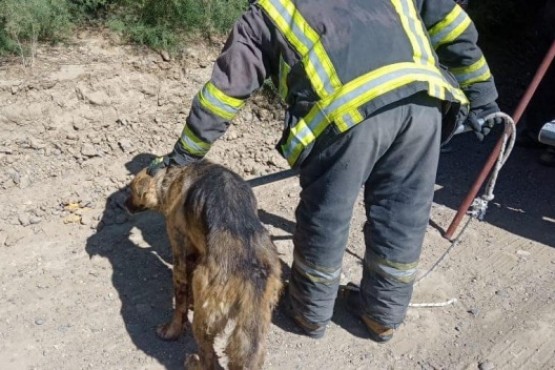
[156, 322, 183, 341]
[184, 354, 201, 370]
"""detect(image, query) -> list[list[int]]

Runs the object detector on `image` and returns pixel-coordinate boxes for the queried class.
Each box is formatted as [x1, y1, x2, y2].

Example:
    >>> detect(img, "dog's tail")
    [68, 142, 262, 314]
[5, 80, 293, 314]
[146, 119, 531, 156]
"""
[225, 265, 282, 370]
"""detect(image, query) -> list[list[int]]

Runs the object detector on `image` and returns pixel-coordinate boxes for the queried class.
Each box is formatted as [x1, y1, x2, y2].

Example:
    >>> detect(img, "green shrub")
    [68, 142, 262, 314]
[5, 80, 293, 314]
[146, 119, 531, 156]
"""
[0, 0, 73, 55]
[109, 0, 248, 50]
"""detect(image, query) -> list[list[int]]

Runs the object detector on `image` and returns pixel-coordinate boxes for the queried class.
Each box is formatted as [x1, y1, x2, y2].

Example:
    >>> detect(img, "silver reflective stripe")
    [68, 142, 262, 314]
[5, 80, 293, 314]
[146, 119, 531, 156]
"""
[340, 112, 357, 130]
[452, 58, 491, 87]
[180, 136, 208, 156]
[199, 86, 238, 117]
[398, 0, 434, 65]
[270, 0, 337, 97]
[430, 8, 470, 47]
[293, 253, 341, 285]
[368, 261, 417, 284]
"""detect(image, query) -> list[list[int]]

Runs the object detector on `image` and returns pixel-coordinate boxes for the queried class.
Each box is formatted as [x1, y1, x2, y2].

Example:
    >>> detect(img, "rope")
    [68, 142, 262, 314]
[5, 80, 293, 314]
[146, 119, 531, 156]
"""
[469, 112, 517, 219]
[409, 298, 457, 308]
[414, 216, 473, 285]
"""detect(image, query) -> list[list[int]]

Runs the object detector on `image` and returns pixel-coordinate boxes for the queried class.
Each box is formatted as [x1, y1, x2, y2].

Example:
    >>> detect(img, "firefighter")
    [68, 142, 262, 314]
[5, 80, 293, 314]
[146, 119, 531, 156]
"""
[148, 0, 502, 342]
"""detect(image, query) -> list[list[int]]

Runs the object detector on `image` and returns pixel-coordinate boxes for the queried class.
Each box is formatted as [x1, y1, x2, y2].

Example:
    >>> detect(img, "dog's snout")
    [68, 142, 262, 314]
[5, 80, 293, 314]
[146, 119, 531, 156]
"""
[124, 197, 145, 214]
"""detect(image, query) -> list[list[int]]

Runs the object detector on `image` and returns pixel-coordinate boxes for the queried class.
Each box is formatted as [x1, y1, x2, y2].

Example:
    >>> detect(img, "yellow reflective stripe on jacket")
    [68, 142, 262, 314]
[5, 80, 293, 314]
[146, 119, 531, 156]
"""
[258, 0, 342, 98]
[450, 55, 492, 87]
[197, 82, 245, 121]
[282, 62, 468, 165]
[179, 125, 211, 157]
[428, 4, 471, 49]
[391, 0, 435, 66]
[278, 54, 291, 100]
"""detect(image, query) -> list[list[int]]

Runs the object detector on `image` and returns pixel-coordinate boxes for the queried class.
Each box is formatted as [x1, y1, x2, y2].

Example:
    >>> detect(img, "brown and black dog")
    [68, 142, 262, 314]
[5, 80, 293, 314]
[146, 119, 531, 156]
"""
[125, 160, 282, 370]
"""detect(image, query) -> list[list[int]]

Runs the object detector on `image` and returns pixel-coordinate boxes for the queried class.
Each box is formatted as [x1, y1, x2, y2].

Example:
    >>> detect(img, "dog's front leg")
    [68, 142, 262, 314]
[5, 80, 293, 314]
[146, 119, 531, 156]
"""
[157, 233, 190, 341]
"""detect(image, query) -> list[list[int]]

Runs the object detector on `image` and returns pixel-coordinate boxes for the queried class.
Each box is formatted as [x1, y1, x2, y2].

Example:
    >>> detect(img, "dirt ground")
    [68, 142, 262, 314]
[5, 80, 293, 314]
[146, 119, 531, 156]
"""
[0, 24, 554, 370]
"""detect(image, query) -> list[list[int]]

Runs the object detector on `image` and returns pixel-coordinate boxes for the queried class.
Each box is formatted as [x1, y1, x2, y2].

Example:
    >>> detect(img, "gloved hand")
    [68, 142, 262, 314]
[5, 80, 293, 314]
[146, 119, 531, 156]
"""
[146, 141, 201, 176]
[466, 102, 504, 141]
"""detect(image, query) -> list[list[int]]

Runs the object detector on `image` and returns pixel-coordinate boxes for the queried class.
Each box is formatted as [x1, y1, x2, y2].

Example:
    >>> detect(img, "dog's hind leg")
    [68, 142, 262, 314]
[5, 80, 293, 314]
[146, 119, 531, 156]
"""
[190, 266, 226, 370]
[157, 234, 191, 341]
[226, 325, 266, 370]
[227, 276, 282, 370]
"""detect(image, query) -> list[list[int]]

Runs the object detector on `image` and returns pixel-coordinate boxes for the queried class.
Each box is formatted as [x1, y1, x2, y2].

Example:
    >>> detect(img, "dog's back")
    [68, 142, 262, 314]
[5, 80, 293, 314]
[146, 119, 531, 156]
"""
[183, 162, 282, 370]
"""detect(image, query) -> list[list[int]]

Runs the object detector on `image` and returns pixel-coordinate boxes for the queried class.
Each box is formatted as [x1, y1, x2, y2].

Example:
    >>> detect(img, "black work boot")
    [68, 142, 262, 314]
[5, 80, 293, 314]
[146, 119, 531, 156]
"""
[339, 283, 394, 343]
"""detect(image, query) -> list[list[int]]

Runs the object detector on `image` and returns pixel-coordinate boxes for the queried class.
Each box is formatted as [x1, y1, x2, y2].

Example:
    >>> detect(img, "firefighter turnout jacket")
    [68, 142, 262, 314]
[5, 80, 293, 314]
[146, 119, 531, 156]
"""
[178, 0, 498, 167]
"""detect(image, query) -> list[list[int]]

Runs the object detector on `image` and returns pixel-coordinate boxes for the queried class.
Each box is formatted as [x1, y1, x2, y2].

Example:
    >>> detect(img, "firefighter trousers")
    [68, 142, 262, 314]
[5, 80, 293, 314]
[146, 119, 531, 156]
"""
[288, 92, 443, 329]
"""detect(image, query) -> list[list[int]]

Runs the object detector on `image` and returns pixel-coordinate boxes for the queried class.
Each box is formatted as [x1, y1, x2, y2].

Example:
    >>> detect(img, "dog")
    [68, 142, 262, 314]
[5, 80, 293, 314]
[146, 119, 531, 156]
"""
[125, 159, 282, 370]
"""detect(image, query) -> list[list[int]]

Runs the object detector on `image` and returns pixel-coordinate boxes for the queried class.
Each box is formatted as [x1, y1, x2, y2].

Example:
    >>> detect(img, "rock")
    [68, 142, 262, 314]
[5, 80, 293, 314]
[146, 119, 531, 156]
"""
[242, 110, 254, 123]
[76, 86, 111, 106]
[478, 361, 495, 370]
[89, 134, 102, 145]
[516, 250, 530, 257]
[267, 154, 283, 167]
[34, 318, 46, 326]
[118, 139, 132, 153]
[18, 212, 31, 227]
[495, 289, 509, 298]
[63, 214, 82, 224]
[226, 132, 239, 141]
[29, 215, 42, 225]
[0, 146, 13, 154]
[4, 233, 22, 247]
[73, 120, 86, 131]
[160, 50, 171, 62]
[183, 46, 202, 60]
[29, 138, 46, 150]
[18, 173, 31, 189]
[468, 308, 480, 317]
[7, 168, 20, 185]
[80, 211, 95, 226]
[66, 133, 79, 141]
[81, 144, 99, 158]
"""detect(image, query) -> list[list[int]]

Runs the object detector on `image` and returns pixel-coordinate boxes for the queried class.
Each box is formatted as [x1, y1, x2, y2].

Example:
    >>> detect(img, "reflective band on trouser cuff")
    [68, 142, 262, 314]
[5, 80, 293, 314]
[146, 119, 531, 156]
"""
[278, 55, 291, 100]
[258, 0, 342, 98]
[449, 55, 492, 88]
[179, 125, 211, 157]
[197, 82, 245, 121]
[366, 257, 418, 284]
[292, 252, 341, 285]
[281, 62, 468, 166]
[391, 0, 435, 66]
[428, 4, 471, 48]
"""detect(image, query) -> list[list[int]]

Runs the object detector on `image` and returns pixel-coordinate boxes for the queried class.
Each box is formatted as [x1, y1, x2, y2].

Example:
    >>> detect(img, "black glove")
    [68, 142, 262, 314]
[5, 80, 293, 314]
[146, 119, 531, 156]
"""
[146, 141, 201, 176]
[466, 102, 504, 141]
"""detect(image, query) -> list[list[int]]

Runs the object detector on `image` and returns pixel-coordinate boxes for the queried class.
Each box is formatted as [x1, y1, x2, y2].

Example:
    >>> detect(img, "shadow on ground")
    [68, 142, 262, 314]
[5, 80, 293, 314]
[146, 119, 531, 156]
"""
[85, 153, 196, 370]
[434, 131, 555, 248]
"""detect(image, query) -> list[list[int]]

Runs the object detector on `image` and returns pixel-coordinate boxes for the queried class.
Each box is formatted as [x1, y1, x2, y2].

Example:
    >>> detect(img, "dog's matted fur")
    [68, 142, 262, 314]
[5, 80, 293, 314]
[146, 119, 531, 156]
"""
[125, 160, 282, 370]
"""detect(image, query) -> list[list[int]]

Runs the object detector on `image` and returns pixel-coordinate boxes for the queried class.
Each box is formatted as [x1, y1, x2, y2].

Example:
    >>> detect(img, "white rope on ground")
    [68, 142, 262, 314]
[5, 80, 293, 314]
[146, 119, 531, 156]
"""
[409, 113, 516, 308]
[409, 298, 457, 308]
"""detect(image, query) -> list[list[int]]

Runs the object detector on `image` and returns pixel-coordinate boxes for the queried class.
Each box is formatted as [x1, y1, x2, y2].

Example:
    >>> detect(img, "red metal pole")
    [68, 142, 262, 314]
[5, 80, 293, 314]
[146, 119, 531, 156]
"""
[444, 40, 555, 240]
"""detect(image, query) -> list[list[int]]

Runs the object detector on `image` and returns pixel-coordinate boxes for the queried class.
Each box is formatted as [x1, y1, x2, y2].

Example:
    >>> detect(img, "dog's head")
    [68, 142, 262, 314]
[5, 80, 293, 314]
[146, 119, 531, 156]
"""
[125, 168, 160, 214]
